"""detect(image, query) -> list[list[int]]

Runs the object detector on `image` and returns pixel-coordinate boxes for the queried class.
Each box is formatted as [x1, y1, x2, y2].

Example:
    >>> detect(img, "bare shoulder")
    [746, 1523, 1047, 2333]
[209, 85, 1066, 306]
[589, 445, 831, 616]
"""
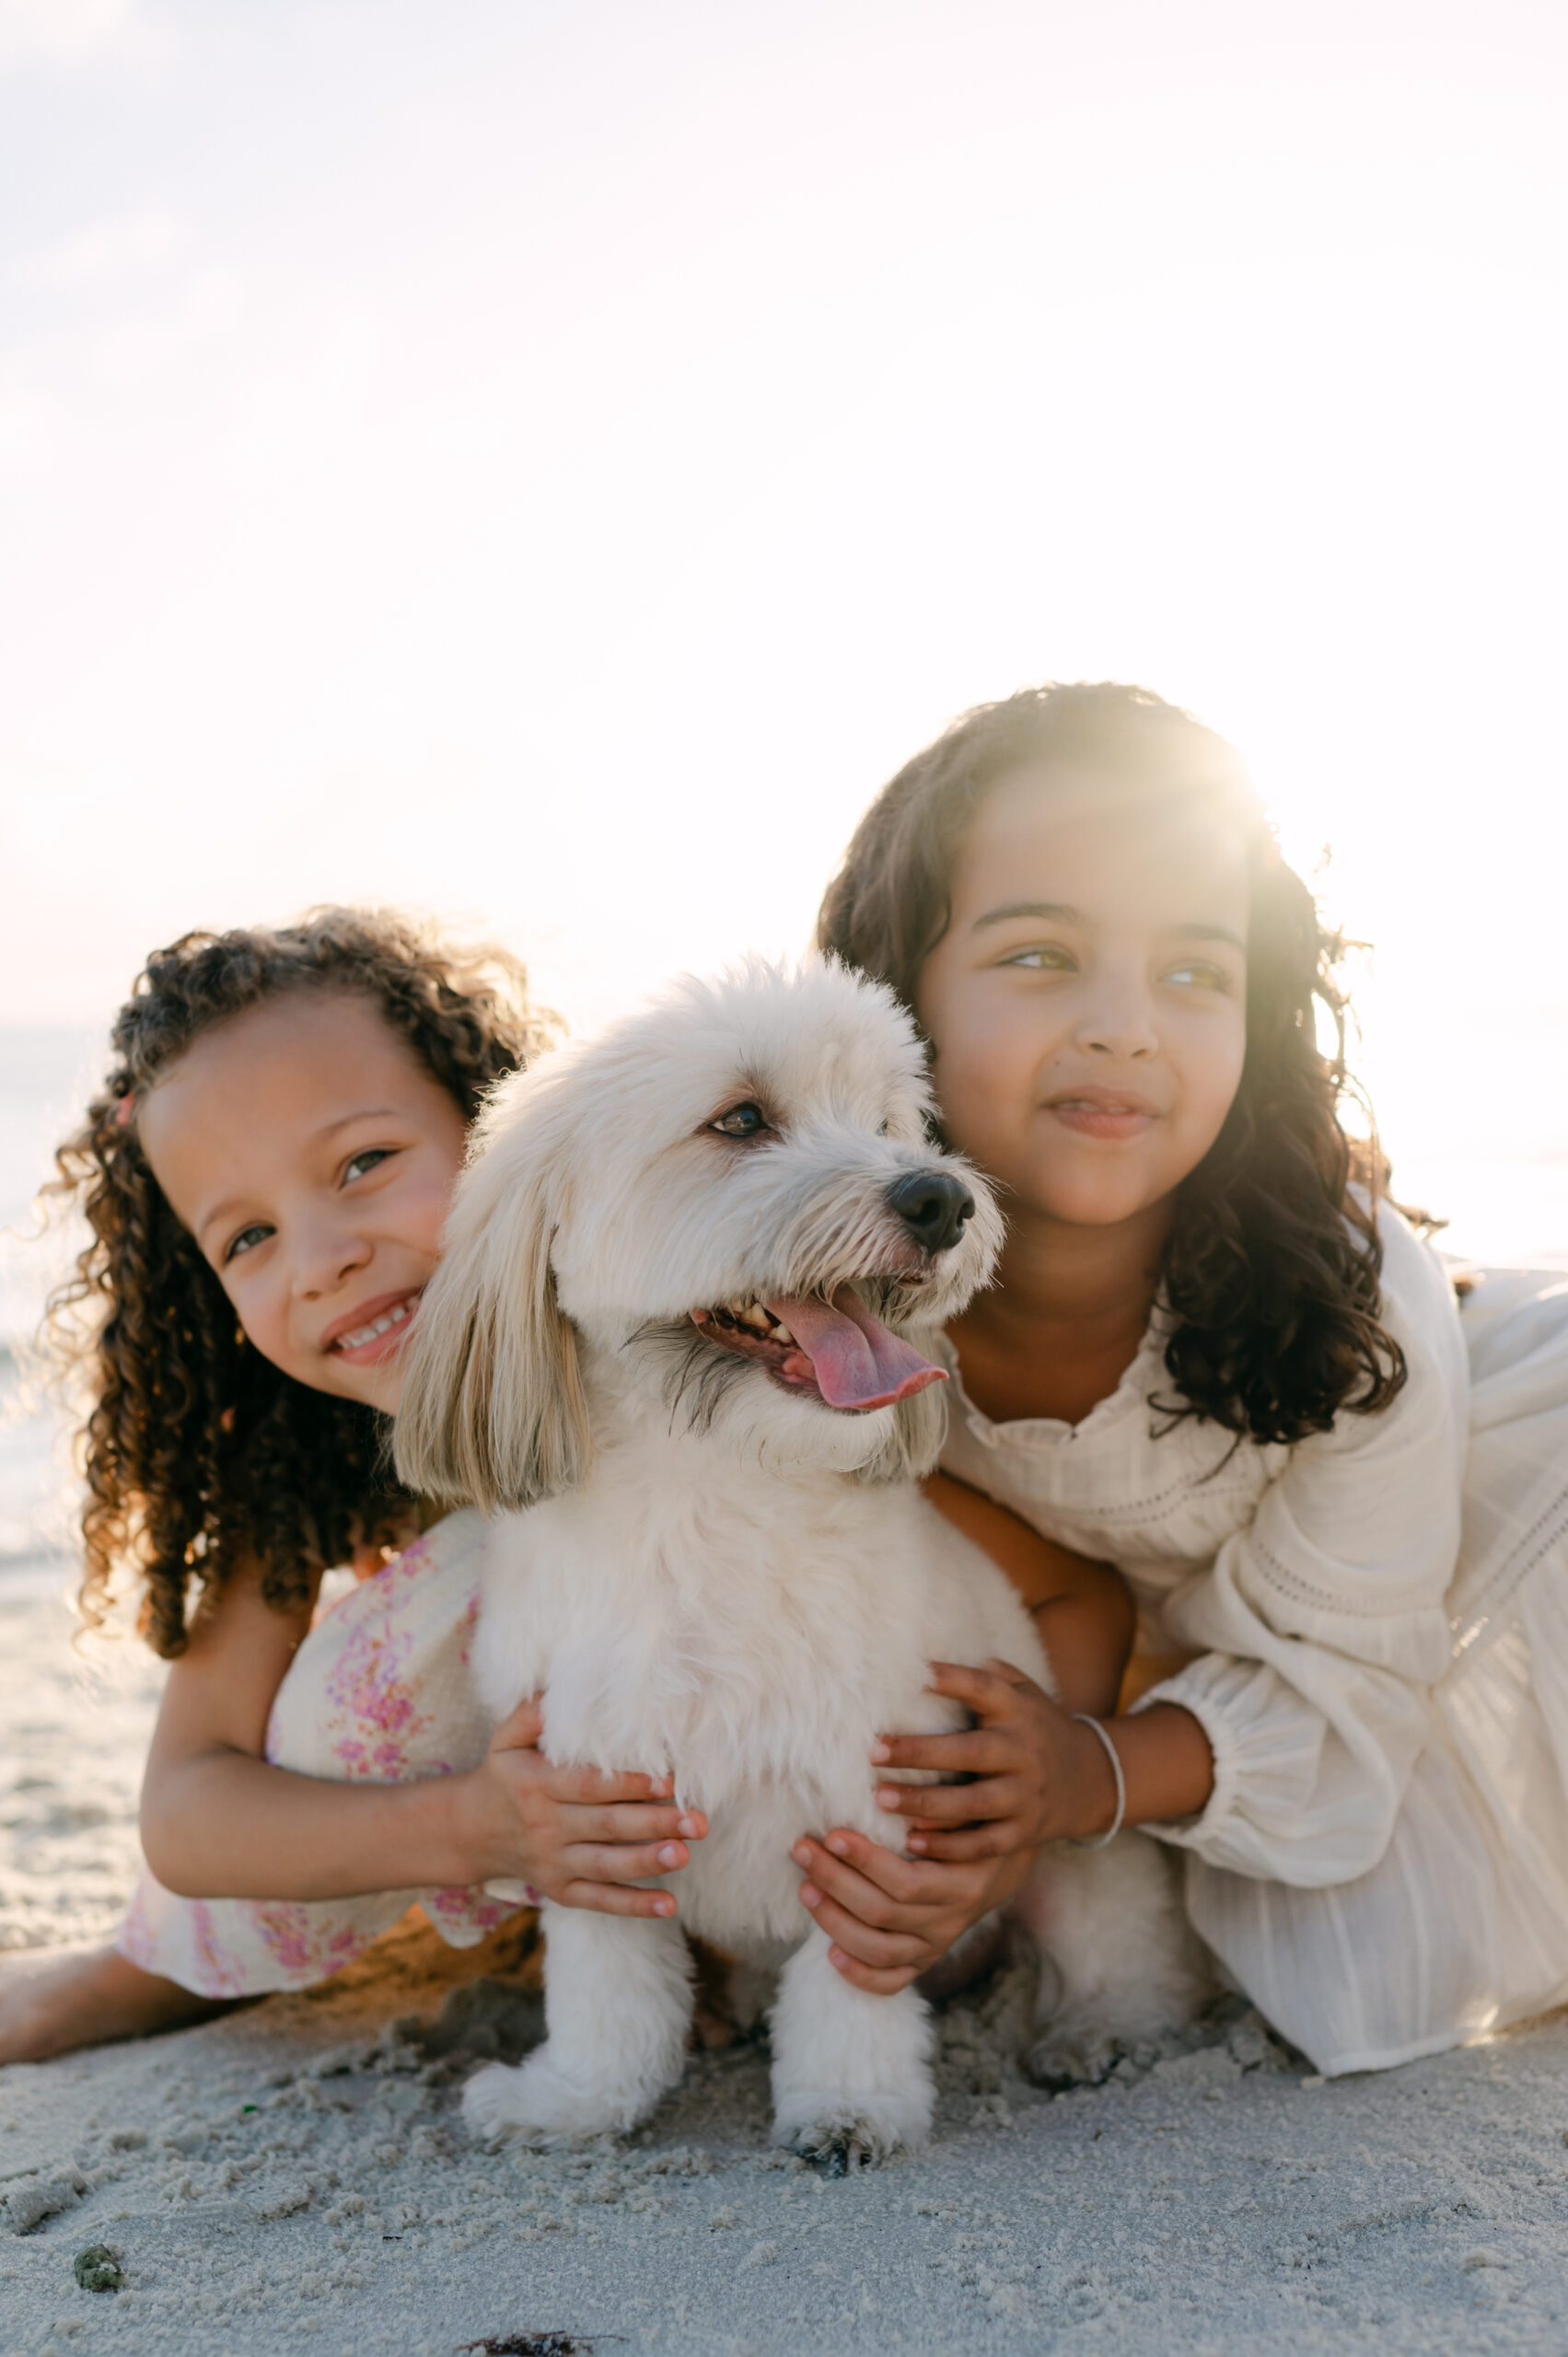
[151, 1555, 317, 1766]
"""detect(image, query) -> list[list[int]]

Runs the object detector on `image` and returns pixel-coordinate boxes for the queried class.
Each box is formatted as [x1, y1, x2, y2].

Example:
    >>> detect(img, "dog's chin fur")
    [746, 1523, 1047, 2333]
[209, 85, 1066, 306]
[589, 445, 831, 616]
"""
[619, 1312, 949, 1485]
[394, 958, 1210, 2165]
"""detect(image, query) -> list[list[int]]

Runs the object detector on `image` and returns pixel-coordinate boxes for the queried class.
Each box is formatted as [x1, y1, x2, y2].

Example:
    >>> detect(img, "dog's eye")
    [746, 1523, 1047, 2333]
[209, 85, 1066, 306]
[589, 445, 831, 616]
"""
[709, 1101, 770, 1139]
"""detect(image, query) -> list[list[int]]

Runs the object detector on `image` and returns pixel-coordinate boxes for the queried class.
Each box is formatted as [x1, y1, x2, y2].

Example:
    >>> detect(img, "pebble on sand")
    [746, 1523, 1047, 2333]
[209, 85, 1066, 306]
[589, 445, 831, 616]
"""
[73, 2244, 123, 2293]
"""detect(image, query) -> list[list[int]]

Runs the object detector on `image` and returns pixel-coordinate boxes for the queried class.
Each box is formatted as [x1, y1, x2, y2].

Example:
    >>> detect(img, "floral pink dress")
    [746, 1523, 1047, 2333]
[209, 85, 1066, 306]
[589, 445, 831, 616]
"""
[115, 1508, 522, 1996]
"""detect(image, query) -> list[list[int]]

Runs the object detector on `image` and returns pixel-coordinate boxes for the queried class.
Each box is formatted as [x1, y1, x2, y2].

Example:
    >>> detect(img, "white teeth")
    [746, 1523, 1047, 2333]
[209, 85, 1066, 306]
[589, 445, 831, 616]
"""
[728, 1297, 748, 1317]
[337, 1300, 412, 1351]
[772, 1319, 794, 1344]
[740, 1303, 771, 1331]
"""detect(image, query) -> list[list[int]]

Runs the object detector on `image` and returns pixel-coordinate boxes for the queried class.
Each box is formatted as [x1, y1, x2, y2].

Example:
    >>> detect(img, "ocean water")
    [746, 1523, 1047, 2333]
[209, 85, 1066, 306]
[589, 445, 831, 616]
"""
[0, 1025, 1562, 1953]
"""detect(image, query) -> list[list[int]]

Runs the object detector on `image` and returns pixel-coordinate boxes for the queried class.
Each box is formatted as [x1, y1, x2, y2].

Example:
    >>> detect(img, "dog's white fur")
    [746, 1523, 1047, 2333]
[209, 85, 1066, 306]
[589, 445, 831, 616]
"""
[396, 959, 1206, 2164]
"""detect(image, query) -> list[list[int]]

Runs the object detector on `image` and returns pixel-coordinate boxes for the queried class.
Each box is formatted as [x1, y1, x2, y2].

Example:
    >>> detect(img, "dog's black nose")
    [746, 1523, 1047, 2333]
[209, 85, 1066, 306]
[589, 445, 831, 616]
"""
[885, 1169, 975, 1256]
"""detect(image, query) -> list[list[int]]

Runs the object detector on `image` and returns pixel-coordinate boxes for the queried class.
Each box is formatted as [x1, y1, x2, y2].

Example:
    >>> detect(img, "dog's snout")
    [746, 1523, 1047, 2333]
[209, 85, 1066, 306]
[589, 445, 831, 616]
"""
[885, 1169, 975, 1256]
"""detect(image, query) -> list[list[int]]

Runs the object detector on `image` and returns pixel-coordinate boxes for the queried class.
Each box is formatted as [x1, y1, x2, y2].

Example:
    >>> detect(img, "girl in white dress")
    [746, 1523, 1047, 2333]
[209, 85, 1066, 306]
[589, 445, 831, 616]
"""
[807, 681, 1568, 2076]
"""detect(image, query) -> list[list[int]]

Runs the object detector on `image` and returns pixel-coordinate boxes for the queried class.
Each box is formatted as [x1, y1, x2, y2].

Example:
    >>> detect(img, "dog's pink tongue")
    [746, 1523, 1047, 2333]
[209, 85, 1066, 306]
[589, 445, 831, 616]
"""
[763, 1287, 947, 1412]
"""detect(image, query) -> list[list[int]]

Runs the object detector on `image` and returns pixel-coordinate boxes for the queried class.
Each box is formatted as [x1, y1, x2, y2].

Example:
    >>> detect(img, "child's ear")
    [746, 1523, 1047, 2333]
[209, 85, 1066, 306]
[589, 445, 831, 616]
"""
[394, 1074, 589, 1514]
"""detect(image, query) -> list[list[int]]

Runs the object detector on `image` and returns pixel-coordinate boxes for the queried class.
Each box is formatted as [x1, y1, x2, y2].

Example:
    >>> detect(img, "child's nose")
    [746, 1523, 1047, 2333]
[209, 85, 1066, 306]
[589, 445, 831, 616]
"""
[1074, 982, 1158, 1061]
[291, 1219, 373, 1298]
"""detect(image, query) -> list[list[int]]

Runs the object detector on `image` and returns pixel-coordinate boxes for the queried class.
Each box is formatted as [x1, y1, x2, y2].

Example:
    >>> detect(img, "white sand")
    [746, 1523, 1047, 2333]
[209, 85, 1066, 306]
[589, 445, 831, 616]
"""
[0, 1569, 165, 1959]
[6, 1935, 1568, 2356]
[7, 1579, 1568, 2355]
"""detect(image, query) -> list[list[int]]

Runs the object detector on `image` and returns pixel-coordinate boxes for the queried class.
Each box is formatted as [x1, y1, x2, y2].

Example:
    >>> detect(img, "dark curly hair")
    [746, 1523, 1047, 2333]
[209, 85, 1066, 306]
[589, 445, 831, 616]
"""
[818, 681, 1407, 1446]
[42, 908, 559, 1658]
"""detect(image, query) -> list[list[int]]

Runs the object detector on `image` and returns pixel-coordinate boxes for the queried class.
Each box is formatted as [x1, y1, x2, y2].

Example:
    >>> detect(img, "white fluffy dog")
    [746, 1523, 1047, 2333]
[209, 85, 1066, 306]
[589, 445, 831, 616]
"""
[395, 959, 1204, 2167]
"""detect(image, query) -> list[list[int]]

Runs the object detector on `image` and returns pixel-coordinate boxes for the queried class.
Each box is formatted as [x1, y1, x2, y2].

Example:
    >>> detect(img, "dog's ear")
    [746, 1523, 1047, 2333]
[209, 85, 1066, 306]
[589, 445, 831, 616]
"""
[854, 1361, 949, 1485]
[394, 1076, 590, 1514]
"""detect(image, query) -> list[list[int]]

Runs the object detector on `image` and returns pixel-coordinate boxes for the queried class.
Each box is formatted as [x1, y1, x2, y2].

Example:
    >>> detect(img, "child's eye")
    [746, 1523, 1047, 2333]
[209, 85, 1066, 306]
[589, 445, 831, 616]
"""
[1164, 961, 1231, 992]
[344, 1148, 394, 1182]
[998, 944, 1075, 972]
[224, 1224, 273, 1264]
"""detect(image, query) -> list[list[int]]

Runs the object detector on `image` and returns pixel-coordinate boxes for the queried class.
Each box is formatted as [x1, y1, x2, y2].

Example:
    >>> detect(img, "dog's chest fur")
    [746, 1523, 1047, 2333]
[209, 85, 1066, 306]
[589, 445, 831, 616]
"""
[472, 1425, 1047, 1948]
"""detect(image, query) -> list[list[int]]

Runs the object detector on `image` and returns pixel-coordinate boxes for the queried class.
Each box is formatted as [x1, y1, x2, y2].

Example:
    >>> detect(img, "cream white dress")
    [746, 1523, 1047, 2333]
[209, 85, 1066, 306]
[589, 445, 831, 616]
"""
[937, 1210, 1568, 2075]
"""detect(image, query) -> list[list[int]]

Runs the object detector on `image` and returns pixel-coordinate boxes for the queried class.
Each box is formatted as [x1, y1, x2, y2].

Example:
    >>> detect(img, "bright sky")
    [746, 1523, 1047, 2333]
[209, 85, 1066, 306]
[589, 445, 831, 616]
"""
[2, 0, 1565, 1246]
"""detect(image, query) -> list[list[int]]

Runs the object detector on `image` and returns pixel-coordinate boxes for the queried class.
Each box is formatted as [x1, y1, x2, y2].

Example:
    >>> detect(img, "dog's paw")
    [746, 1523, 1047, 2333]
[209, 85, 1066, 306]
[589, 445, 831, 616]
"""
[799, 2129, 874, 2178]
[772, 2088, 931, 2173]
[461, 2050, 634, 2145]
[1022, 2027, 1123, 2095]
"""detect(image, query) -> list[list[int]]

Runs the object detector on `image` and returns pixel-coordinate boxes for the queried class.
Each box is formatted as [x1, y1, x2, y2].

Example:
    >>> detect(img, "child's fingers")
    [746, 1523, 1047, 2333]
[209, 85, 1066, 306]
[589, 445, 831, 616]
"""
[890, 1729, 1023, 1779]
[560, 1877, 679, 1919]
[824, 1948, 922, 1996]
[790, 1837, 947, 1927]
[923, 1659, 1035, 1712]
[560, 1803, 706, 1846]
[867, 1715, 1028, 1772]
[564, 1838, 691, 1883]
[796, 1828, 945, 1902]
[796, 1883, 931, 1972]
[487, 1695, 548, 1748]
[863, 1724, 985, 1772]
[877, 1774, 1018, 1825]
[549, 1763, 678, 1805]
[904, 1820, 1019, 1863]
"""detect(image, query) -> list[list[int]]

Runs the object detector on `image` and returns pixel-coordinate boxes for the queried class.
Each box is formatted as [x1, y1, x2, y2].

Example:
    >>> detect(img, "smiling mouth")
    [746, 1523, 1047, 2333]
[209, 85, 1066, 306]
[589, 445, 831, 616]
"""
[330, 1295, 419, 1355]
[1047, 1095, 1158, 1135]
[1049, 1091, 1156, 1114]
[689, 1288, 945, 1413]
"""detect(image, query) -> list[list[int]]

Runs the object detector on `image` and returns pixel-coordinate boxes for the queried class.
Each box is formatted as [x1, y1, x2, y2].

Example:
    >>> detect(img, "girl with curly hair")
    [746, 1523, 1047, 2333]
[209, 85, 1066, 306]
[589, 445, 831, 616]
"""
[800, 681, 1568, 2077]
[0, 910, 714, 2061]
[5, 901, 1117, 2065]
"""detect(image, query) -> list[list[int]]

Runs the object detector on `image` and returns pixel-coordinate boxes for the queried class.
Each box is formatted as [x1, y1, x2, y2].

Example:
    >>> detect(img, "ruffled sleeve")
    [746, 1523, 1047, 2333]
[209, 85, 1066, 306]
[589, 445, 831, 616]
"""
[1137, 1211, 1470, 1887]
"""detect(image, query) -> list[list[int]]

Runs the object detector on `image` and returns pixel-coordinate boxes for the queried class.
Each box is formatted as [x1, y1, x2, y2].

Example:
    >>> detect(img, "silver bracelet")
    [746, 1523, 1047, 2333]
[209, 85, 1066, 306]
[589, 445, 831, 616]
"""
[1071, 1714, 1126, 1850]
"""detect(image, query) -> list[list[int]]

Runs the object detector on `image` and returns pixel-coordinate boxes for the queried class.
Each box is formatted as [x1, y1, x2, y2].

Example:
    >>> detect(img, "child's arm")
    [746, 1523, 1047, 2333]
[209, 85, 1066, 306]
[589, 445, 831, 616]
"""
[795, 1683, 1213, 1994]
[139, 1561, 703, 1917]
[792, 1483, 1210, 1991]
[921, 1471, 1134, 1715]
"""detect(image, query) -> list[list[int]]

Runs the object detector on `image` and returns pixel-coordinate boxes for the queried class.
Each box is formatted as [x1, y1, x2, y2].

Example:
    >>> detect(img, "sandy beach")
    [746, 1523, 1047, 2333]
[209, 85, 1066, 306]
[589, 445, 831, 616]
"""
[5, 1571, 1568, 2357]
[6, 0, 1568, 2340]
[6, 1067, 1568, 2357]
[6, 1891, 1568, 2355]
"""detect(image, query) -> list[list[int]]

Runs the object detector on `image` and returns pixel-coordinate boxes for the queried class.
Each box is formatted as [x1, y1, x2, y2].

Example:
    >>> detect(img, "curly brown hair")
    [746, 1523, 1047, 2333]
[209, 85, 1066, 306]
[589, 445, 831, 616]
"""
[818, 681, 1407, 1446]
[42, 908, 559, 1658]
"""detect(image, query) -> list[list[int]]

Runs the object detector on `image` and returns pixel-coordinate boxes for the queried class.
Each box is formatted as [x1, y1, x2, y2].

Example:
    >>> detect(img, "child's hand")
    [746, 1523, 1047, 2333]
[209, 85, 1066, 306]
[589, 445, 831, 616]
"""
[790, 1831, 1036, 1994]
[786, 1660, 1121, 1993]
[869, 1658, 1121, 1859]
[456, 1698, 707, 1918]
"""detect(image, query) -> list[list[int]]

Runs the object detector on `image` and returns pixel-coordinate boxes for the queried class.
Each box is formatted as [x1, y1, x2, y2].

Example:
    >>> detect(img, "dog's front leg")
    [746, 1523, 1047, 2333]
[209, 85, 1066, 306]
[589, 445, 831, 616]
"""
[463, 1901, 693, 2143]
[768, 1930, 935, 2171]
